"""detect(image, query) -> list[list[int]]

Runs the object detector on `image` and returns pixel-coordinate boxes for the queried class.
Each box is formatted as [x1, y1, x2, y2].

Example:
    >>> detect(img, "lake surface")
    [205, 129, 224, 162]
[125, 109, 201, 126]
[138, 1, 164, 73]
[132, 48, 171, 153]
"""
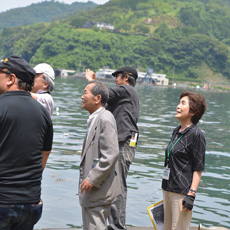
[35, 78, 230, 229]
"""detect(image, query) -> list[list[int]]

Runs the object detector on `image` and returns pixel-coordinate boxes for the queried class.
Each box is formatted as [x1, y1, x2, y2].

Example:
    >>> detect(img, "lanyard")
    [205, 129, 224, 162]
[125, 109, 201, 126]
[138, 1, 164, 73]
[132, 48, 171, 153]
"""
[167, 134, 184, 162]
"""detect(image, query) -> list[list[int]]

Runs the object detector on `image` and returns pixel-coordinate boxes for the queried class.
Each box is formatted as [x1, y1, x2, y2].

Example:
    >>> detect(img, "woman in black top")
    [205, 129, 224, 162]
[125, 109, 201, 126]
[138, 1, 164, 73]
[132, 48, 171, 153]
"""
[162, 90, 207, 230]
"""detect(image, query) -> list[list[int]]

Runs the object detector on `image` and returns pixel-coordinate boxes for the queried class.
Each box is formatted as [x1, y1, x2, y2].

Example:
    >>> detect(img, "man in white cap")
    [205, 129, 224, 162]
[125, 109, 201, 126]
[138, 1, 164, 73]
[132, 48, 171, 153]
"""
[31, 63, 55, 116]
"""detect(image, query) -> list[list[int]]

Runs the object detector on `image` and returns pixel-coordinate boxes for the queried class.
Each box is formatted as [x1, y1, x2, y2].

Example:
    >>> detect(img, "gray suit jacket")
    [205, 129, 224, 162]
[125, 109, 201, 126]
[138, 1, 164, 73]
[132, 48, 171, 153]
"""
[79, 107, 120, 208]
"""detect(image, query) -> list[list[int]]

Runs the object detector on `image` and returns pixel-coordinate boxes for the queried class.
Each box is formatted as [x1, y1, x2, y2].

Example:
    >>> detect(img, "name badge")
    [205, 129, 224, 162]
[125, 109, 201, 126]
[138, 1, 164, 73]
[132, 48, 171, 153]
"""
[162, 166, 170, 180]
[130, 132, 138, 147]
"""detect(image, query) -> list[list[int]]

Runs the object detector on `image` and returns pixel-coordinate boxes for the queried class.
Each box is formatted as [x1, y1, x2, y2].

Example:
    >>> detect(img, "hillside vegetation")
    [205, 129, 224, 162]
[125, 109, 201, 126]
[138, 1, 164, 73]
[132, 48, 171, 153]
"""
[0, 0, 230, 84]
[0, 1, 97, 30]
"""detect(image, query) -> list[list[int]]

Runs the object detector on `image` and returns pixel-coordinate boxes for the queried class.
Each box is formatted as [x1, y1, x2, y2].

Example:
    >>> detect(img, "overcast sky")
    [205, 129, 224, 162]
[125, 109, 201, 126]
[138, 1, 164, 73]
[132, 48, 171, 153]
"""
[0, 0, 110, 13]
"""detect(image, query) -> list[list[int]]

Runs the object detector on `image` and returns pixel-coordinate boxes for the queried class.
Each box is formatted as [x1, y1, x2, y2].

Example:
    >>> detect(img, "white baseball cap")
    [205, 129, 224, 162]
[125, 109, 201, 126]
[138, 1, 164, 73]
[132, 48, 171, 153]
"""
[34, 63, 55, 81]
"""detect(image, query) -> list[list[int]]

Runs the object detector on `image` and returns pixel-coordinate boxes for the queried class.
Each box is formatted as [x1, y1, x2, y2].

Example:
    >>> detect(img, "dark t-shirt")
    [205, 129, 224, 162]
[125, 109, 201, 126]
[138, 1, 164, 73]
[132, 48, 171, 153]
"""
[106, 85, 139, 143]
[162, 124, 205, 195]
[0, 91, 53, 204]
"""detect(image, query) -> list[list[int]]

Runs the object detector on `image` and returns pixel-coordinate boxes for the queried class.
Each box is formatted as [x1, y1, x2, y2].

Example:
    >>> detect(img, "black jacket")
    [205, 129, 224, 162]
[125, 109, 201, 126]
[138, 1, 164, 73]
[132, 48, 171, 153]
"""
[106, 84, 139, 143]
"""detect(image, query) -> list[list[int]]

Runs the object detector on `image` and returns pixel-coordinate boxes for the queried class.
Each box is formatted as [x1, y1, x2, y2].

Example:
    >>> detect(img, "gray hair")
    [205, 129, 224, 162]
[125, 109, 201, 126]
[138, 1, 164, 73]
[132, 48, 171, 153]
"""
[43, 74, 55, 93]
[89, 81, 109, 106]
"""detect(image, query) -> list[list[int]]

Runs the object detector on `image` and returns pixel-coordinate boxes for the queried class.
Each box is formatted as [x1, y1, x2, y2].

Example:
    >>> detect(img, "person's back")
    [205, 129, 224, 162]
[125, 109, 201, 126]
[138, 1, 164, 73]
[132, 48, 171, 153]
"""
[0, 91, 53, 204]
[0, 55, 53, 230]
[107, 84, 139, 142]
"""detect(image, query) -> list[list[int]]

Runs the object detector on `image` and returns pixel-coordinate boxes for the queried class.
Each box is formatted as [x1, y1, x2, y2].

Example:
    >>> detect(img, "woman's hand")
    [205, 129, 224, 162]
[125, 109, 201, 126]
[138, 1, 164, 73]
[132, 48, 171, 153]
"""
[182, 194, 195, 212]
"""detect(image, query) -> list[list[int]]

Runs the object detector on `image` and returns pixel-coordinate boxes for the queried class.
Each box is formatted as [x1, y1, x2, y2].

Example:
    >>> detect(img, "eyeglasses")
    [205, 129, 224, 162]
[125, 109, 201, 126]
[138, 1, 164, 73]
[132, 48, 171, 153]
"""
[0, 69, 11, 75]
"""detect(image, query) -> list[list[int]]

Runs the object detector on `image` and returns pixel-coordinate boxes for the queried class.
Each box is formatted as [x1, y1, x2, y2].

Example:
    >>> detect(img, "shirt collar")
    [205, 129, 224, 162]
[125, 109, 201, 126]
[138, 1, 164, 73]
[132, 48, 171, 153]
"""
[177, 124, 196, 135]
[87, 107, 103, 125]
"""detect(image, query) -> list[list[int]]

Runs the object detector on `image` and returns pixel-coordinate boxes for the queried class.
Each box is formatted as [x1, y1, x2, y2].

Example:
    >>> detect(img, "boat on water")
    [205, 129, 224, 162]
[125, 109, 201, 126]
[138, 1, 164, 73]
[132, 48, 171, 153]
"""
[96, 68, 115, 80]
[55, 67, 169, 86]
[54, 68, 76, 78]
[137, 71, 169, 86]
[96, 68, 169, 86]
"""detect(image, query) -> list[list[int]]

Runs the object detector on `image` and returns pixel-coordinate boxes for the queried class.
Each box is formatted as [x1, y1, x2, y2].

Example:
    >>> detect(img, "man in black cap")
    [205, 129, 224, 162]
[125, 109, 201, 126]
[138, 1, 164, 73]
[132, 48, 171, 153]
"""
[86, 66, 139, 230]
[0, 55, 53, 229]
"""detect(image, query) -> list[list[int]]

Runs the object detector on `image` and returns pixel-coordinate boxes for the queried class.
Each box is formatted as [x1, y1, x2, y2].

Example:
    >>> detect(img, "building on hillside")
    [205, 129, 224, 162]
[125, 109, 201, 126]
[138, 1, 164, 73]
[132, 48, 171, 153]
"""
[83, 21, 115, 31]
[144, 18, 152, 24]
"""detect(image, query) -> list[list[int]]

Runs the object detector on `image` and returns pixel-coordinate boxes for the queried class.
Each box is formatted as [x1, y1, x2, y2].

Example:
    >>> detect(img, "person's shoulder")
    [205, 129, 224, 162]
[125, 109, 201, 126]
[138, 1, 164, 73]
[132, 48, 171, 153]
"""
[36, 101, 52, 121]
[124, 84, 138, 95]
[189, 125, 205, 139]
[101, 109, 114, 119]
[121, 84, 134, 90]
[110, 85, 125, 91]
[119, 84, 138, 95]
[190, 124, 202, 132]
[36, 92, 53, 99]
[100, 109, 116, 123]
[109, 84, 137, 97]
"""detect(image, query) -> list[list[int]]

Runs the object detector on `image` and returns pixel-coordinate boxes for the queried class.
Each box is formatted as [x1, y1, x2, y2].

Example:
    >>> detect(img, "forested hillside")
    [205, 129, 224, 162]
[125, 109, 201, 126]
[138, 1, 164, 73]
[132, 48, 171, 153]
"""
[0, 0, 230, 84]
[0, 1, 97, 30]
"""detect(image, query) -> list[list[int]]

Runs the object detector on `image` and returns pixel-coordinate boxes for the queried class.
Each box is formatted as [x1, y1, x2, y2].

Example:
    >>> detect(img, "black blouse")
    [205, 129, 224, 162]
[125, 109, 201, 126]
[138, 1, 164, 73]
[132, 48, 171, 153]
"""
[162, 124, 206, 195]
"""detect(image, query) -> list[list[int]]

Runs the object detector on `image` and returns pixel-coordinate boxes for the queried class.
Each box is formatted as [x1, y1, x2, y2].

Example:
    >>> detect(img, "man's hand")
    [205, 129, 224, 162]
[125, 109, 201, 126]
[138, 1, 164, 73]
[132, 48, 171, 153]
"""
[81, 178, 94, 193]
[85, 69, 97, 81]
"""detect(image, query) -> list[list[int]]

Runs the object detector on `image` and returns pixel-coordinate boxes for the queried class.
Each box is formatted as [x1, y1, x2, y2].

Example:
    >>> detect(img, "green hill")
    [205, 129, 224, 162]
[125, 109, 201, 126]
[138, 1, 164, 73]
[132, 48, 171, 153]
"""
[0, 1, 97, 30]
[0, 0, 230, 85]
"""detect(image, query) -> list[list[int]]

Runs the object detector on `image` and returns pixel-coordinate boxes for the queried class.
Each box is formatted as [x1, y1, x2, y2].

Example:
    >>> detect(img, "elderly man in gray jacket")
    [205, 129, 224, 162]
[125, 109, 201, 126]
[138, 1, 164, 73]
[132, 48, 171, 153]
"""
[79, 81, 120, 230]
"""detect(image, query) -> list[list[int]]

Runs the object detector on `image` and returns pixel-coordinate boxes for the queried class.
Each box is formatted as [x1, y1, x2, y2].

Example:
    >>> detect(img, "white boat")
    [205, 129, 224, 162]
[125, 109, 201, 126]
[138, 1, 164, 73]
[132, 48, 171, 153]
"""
[138, 71, 169, 86]
[96, 68, 169, 86]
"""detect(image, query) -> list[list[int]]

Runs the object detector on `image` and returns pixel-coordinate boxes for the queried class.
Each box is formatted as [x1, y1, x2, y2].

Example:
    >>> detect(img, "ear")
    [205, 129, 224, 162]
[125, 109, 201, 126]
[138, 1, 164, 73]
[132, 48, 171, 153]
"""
[6, 73, 16, 86]
[95, 94, 101, 105]
[43, 80, 49, 90]
[189, 111, 195, 117]
[122, 74, 129, 84]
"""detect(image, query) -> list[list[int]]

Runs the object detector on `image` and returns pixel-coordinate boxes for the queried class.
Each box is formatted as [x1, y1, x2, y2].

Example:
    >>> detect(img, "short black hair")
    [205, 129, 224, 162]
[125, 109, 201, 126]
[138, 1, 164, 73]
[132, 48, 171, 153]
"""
[88, 81, 109, 106]
[17, 78, 33, 91]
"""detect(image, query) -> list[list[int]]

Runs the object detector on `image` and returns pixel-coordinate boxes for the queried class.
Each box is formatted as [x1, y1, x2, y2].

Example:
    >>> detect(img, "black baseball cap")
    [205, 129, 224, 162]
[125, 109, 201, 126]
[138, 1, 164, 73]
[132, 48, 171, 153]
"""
[112, 66, 138, 80]
[0, 55, 36, 85]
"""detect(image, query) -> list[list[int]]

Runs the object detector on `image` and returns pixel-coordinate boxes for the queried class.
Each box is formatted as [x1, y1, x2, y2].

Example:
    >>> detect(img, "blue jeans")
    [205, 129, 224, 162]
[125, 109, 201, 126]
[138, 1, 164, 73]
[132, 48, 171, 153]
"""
[0, 201, 43, 230]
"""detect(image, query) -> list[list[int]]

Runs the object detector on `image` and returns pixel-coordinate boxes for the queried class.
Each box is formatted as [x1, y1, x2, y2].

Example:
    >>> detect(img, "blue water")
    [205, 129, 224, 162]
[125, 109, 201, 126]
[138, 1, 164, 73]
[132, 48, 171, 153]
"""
[35, 78, 230, 229]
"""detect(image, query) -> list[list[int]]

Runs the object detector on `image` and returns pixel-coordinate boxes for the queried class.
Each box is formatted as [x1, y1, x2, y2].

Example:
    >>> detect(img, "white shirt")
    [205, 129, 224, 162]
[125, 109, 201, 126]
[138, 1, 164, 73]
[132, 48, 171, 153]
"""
[36, 90, 54, 116]
[87, 107, 103, 140]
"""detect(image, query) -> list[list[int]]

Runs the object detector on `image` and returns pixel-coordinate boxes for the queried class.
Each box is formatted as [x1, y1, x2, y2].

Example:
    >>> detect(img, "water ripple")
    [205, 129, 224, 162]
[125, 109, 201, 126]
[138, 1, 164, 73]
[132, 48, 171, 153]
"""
[35, 79, 230, 229]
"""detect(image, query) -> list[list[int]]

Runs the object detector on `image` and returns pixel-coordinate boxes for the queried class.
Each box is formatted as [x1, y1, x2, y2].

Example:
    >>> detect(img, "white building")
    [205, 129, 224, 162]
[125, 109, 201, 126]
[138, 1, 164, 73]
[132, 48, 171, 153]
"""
[96, 22, 115, 30]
